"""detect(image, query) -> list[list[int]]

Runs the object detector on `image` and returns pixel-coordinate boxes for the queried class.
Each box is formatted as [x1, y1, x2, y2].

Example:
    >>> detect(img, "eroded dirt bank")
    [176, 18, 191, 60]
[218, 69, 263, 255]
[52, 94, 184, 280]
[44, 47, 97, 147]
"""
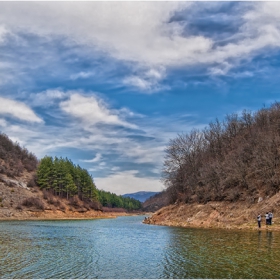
[143, 192, 280, 231]
[0, 208, 131, 221]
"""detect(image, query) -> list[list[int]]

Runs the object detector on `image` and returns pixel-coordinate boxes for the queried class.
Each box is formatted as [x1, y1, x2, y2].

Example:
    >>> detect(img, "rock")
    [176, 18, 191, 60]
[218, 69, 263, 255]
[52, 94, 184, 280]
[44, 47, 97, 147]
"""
[0, 176, 30, 190]
[258, 197, 263, 203]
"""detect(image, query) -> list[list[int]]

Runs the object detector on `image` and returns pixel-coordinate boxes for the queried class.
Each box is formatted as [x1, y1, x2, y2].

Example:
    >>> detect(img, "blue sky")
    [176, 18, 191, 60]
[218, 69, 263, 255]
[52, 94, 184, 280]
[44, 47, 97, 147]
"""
[0, 1, 280, 195]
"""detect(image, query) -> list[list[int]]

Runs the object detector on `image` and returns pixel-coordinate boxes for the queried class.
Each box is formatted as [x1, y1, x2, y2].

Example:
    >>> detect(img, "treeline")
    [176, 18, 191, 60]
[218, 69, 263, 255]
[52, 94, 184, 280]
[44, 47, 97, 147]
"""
[97, 189, 142, 210]
[163, 102, 280, 204]
[37, 156, 98, 201]
[0, 132, 142, 211]
[0, 132, 38, 177]
[37, 156, 142, 211]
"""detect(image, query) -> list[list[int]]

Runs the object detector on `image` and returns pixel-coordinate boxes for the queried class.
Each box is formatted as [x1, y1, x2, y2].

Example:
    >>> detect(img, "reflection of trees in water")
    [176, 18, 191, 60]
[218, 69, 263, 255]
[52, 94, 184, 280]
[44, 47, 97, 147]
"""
[161, 228, 280, 279]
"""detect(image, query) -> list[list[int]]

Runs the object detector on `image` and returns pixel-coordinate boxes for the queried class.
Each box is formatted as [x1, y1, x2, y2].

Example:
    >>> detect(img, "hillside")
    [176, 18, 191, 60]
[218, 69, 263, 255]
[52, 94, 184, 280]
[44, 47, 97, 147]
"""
[122, 191, 159, 202]
[142, 190, 169, 212]
[143, 194, 280, 231]
[0, 133, 141, 220]
[145, 102, 280, 230]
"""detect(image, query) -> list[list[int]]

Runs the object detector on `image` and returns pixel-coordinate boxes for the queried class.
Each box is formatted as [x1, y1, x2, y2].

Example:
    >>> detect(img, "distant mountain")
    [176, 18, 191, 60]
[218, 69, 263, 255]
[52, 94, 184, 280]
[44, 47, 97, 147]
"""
[122, 191, 160, 203]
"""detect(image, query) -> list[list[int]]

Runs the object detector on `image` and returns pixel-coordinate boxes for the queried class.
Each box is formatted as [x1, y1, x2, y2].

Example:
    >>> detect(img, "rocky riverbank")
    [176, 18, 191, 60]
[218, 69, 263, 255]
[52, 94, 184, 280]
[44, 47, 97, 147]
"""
[0, 176, 132, 221]
[143, 193, 280, 231]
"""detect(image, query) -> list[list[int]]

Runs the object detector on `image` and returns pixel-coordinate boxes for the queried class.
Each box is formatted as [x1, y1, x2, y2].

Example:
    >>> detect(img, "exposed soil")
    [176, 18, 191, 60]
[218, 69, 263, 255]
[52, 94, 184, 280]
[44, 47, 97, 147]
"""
[0, 174, 129, 221]
[143, 192, 280, 231]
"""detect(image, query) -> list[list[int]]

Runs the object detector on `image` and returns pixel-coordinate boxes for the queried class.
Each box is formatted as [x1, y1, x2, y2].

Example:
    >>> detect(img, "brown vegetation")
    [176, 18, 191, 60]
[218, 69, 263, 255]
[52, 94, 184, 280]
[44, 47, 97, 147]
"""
[22, 197, 45, 210]
[0, 132, 130, 220]
[144, 192, 280, 231]
[142, 190, 169, 212]
[163, 102, 280, 205]
[143, 102, 280, 230]
[0, 133, 38, 178]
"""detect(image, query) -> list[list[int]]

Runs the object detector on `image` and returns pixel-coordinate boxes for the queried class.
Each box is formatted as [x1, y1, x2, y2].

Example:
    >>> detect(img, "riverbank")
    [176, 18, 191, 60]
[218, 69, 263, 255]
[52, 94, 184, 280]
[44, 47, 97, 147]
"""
[0, 208, 132, 221]
[143, 194, 280, 231]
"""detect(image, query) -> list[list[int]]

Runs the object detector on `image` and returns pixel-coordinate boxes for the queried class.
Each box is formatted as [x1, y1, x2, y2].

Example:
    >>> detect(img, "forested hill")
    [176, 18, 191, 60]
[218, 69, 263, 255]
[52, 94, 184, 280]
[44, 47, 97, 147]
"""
[0, 132, 142, 213]
[162, 102, 280, 206]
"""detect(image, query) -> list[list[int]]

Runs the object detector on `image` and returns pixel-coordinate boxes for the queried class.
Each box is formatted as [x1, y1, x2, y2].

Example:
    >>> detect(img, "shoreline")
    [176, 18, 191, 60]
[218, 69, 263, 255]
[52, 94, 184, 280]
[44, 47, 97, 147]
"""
[0, 208, 147, 222]
[143, 218, 280, 232]
[143, 200, 280, 232]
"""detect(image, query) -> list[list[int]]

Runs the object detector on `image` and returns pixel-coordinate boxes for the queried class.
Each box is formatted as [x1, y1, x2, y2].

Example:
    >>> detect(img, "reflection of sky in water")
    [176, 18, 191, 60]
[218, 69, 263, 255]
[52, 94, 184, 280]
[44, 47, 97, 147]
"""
[1, 218, 280, 278]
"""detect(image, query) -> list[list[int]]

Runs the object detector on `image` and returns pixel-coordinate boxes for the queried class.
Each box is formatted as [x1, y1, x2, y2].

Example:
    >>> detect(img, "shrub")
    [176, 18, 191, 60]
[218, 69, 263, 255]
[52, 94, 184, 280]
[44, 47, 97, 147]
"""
[69, 195, 80, 208]
[16, 205, 23, 210]
[53, 199, 61, 207]
[60, 205, 66, 211]
[43, 189, 52, 200]
[22, 197, 45, 210]
[88, 200, 102, 211]
[27, 177, 36, 188]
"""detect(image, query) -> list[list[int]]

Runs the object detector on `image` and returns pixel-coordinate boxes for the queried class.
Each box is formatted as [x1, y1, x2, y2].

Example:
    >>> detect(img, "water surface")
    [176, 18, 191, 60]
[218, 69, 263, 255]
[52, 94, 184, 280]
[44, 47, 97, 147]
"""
[1, 216, 280, 278]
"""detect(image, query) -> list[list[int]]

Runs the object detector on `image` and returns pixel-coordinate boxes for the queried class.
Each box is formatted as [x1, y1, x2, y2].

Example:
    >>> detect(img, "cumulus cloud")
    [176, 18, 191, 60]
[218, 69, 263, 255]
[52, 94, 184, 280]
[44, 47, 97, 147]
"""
[60, 93, 137, 128]
[94, 170, 164, 195]
[0, 96, 43, 123]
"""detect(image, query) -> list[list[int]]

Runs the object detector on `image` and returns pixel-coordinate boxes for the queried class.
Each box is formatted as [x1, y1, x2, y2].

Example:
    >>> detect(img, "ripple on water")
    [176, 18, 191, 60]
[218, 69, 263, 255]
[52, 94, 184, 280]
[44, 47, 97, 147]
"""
[1, 218, 280, 278]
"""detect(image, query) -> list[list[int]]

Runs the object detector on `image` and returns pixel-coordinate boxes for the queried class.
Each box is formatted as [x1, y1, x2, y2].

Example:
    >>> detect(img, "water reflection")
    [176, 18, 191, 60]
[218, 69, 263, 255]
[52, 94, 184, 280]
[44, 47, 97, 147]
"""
[1, 218, 280, 278]
[161, 227, 280, 279]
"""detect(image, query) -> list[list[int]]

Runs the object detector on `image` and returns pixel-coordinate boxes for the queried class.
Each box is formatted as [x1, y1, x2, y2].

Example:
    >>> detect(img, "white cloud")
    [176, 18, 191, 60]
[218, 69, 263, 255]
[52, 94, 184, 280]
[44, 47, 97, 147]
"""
[0, 96, 43, 123]
[60, 93, 137, 128]
[123, 67, 166, 91]
[0, 2, 209, 69]
[81, 153, 102, 163]
[31, 89, 67, 107]
[94, 170, 164, 195]
[0, 25, 7, 43]
[1, 2, 280, 79]
[70, 71, 94, 80]
[0, 118, 7, 127]
[123, 76, 153, 91]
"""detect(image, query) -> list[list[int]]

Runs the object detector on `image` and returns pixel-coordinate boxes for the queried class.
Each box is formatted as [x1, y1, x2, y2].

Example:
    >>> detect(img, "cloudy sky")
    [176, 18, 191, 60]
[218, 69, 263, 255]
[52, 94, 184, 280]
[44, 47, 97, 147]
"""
[0, 1, 280, 195]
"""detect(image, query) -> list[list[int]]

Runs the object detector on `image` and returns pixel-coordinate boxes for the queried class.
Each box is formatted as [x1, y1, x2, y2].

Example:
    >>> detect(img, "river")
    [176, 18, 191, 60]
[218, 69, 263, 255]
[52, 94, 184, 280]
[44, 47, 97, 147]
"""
[1, 215, 280, 278]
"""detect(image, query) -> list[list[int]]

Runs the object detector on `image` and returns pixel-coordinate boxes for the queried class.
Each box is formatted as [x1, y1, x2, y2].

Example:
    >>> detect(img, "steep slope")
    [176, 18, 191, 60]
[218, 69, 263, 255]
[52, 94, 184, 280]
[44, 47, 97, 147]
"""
[0, 133, 133, 219]
[145, 103, 280, 230]
[142, 190, 169, 212]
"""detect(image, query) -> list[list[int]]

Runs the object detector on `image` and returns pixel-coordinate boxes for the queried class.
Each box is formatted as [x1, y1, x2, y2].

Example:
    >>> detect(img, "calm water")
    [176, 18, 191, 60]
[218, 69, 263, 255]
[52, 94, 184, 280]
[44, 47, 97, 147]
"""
[1, 216, 280, 279]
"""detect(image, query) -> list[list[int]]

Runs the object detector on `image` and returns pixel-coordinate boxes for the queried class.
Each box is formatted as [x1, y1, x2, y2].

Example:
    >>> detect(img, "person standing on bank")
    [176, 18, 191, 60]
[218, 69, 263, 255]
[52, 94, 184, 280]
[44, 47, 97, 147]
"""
[257, 214, 261, 228]
[269, 211, 273, 225]
[265, 212, 269, 225]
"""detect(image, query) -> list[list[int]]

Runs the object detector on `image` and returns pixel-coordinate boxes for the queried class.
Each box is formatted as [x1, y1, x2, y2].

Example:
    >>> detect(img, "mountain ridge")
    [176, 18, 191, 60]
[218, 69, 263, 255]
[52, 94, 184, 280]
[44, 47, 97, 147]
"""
[122, 191, 159, 202]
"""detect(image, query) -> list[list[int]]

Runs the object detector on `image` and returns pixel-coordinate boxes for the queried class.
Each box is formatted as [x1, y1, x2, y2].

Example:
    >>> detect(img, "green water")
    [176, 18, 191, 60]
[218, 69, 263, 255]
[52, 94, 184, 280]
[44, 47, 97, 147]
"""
[1, 216, 280, 278]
